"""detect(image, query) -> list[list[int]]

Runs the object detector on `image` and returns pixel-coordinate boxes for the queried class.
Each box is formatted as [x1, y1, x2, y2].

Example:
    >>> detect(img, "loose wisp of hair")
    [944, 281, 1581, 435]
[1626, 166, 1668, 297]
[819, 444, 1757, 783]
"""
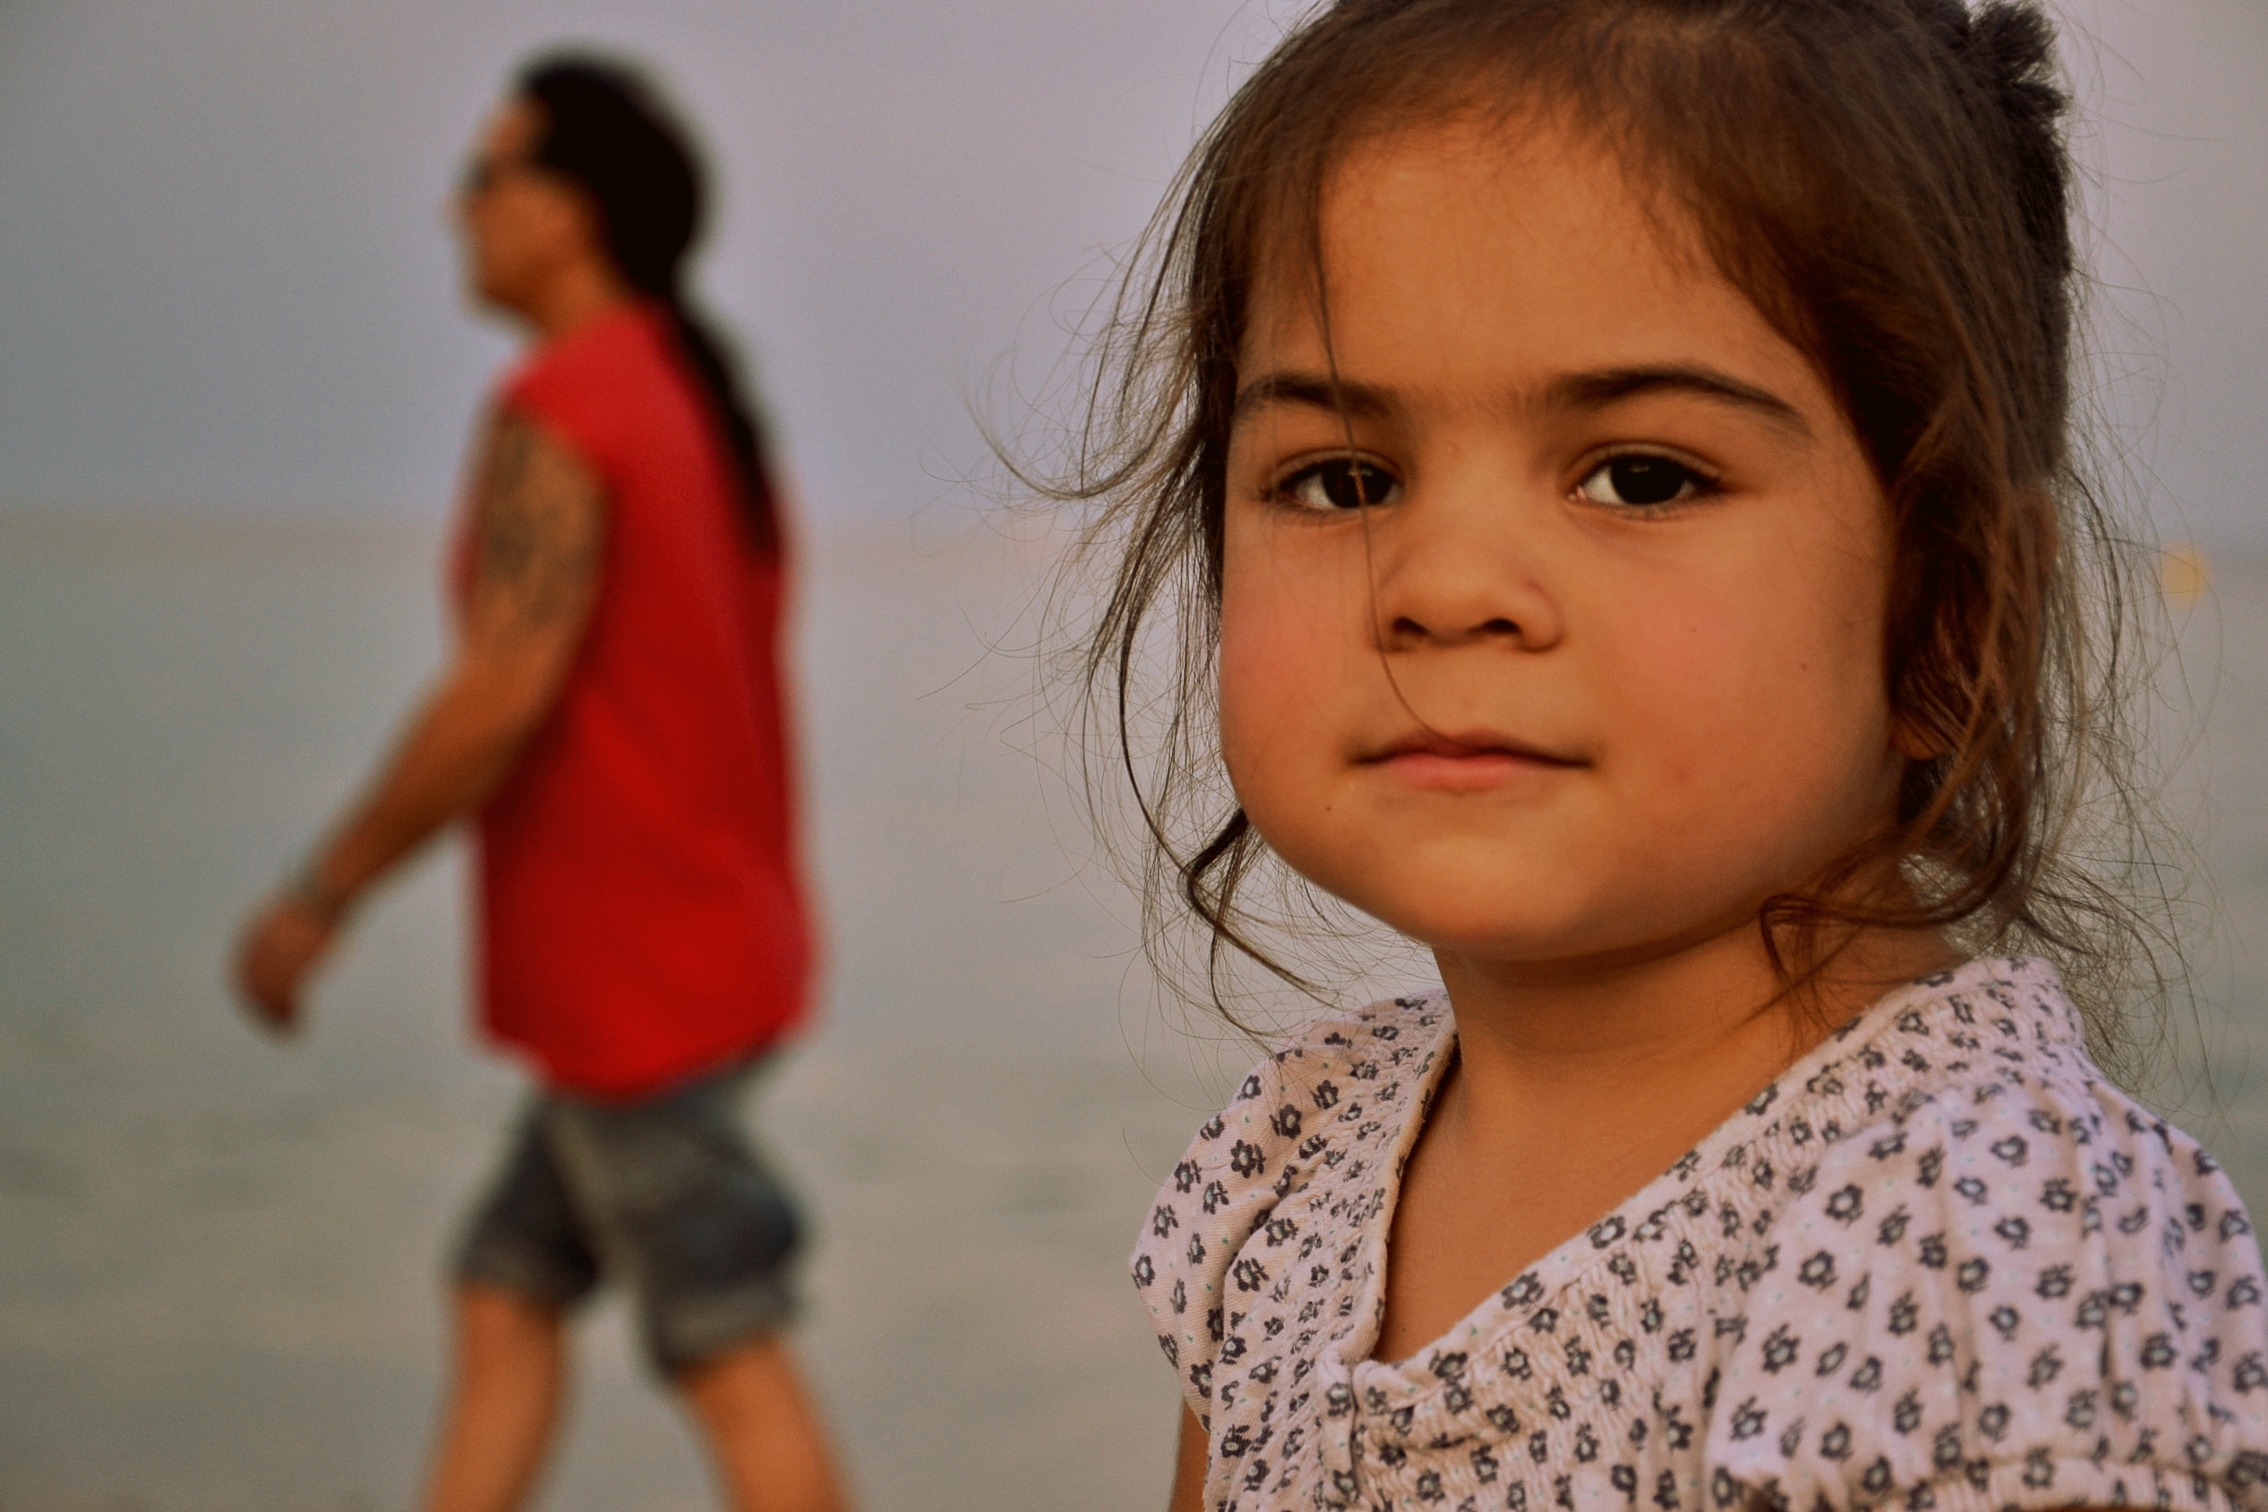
[1027, 0, 2186, 1074]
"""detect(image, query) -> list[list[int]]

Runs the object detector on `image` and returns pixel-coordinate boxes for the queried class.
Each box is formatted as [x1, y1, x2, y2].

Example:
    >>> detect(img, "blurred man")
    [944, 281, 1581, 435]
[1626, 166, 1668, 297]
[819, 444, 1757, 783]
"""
[232, 55, 847, 1512]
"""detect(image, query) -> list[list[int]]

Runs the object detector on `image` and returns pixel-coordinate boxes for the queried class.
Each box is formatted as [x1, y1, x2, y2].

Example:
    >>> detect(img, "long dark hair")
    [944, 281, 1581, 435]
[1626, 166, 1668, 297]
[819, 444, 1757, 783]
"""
[518, 52, 780, 553]
[1042, 0, 2175, 1067]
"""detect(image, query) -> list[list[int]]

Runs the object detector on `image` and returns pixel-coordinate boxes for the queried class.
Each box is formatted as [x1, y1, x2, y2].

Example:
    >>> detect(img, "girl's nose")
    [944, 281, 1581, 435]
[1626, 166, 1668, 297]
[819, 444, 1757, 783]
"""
[1368, 496, 1563, 653]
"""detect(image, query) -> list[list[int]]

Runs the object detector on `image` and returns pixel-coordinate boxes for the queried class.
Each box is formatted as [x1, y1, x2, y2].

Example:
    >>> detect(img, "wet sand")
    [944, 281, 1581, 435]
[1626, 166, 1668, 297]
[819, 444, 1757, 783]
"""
[1, 512, 2264, 1510]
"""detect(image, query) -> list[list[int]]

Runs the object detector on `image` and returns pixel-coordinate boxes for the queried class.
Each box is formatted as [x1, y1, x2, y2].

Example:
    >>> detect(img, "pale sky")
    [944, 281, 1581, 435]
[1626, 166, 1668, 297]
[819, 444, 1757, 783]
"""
[0, 0, 2260, 541]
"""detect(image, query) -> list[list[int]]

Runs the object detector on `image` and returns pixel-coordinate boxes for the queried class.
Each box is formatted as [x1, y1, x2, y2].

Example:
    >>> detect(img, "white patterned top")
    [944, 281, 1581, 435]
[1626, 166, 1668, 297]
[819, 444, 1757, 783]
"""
[1133, 958, 2268, 1512]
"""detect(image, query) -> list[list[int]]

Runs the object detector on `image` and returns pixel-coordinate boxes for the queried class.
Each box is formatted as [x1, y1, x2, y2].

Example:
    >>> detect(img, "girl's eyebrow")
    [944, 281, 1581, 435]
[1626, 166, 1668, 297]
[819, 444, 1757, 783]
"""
[1540, 364, 1812, 436]
[1233, 371, 1393, 421]
[1232, 364, 1811, 438]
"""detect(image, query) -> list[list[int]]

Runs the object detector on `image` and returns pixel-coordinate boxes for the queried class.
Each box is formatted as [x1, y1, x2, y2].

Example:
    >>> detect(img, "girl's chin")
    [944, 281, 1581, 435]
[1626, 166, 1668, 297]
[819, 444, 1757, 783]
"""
[1325, 879, 1741, 970]
[1334, 895, 1622, 964]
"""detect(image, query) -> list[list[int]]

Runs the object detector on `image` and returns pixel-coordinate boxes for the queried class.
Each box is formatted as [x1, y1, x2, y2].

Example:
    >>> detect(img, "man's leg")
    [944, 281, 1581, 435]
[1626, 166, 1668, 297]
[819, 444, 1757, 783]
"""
[429, 1098, 596, 1512]
[420, 1283, 571, 1512]
[546, 1061, 848, 1509]
[679, 1332, 851, 1512]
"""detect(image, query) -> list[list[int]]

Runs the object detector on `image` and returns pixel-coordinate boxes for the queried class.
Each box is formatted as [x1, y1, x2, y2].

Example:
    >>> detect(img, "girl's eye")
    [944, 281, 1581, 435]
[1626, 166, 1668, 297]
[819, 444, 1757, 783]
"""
[1575, 454, 1714, 509]
[1276, 456, 1403, 512]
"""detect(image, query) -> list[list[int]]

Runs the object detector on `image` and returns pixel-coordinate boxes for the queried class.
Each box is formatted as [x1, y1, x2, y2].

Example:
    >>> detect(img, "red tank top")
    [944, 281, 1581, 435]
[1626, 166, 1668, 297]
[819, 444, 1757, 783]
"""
[456, 303, 813, 1098]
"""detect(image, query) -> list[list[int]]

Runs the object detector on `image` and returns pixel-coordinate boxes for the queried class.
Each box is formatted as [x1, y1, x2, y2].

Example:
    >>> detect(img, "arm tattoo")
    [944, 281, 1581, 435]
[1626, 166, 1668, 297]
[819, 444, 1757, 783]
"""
[474, 414, 604, 638]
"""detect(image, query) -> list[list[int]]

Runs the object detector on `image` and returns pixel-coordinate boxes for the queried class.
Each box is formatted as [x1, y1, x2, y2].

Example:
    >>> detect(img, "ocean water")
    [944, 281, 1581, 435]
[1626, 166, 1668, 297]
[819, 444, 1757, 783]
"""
[1, 512, 2264, 1512]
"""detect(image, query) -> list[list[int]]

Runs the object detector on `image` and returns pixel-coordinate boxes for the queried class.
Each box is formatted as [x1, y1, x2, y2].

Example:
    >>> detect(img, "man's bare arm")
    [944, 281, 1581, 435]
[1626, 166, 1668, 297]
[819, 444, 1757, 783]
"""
[310, 410, 606, 904]
[233, 412, 605, 1025]
[459, 413, 608, 664]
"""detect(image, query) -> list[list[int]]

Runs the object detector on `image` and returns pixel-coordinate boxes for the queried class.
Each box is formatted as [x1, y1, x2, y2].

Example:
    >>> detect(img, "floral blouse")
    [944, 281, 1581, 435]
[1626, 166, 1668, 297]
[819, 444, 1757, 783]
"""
[1133, 958, 2268, 1512]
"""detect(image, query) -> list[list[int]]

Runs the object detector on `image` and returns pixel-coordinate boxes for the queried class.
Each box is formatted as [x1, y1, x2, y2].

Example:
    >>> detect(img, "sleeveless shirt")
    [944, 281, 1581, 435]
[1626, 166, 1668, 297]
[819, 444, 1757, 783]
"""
[460, 302, 812, 1098]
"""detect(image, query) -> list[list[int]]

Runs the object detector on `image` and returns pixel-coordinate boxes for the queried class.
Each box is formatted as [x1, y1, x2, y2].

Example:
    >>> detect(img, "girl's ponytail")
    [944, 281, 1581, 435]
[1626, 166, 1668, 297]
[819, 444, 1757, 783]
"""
[1910, 0, 2078, 478]
[1921, 0, 2075, 316]
[1962, 3, 2075, 284]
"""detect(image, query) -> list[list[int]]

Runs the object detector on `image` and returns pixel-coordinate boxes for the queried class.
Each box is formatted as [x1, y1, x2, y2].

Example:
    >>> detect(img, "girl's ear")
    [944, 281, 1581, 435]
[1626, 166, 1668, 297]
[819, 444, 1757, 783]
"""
[1888, 649, 1966, 762]
[1892, 716, 1950, 762]
[1890, 695, 1960, 762]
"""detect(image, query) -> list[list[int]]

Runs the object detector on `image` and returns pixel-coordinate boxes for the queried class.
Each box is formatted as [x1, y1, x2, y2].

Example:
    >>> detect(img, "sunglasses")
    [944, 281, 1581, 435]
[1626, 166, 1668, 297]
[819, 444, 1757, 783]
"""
[458, 155, 549, 199]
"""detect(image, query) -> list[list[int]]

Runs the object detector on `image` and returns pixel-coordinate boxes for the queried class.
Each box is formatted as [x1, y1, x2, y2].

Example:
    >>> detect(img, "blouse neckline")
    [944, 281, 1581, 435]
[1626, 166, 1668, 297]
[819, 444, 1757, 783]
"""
[1321, 956, 2077, 1408]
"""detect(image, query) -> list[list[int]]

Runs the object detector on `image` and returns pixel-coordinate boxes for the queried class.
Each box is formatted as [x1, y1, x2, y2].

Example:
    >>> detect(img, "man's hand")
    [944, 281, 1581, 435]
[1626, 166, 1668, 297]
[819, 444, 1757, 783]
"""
[233, 892, 341, 1033]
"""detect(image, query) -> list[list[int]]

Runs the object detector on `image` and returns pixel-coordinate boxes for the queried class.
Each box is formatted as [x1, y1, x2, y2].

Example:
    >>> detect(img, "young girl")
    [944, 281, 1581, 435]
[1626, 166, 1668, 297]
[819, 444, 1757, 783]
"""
[1055, 1, 2268, 1508]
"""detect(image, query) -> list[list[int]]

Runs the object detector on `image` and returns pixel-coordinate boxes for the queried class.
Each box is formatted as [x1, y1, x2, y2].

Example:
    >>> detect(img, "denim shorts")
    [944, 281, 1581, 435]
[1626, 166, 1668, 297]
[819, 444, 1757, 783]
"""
[453, 1056, 802, 1377]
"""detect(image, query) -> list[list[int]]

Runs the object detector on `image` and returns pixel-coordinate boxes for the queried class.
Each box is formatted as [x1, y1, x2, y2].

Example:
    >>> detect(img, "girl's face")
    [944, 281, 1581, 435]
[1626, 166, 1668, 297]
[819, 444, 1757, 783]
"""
[1218, 118, 1904, 972]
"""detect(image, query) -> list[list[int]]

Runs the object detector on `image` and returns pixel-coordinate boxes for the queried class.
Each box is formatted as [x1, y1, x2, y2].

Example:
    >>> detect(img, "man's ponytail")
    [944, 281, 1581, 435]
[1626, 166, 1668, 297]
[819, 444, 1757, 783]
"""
[663, 295, 780, 555]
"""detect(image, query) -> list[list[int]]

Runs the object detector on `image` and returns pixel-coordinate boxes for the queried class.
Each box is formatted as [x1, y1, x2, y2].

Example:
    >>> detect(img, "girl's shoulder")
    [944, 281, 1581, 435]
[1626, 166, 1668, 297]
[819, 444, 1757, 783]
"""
[1165, 989, 1453, 1185]
[1129, 990, 1452, 1420]
[1764, 955, 2246, 1255]
[1713, 957, 2268, 1512]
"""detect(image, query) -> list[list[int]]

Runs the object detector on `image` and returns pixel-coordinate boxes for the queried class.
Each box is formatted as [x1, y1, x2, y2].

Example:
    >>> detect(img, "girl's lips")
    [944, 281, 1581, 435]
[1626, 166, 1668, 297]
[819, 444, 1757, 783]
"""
[1364, 732, 1586, 791]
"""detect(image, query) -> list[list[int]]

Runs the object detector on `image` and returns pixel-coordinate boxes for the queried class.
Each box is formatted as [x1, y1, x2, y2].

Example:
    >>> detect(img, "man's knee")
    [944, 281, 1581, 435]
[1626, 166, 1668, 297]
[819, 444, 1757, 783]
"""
[676, 1330, 821, 1427]
[453, 1281, 567, 1353]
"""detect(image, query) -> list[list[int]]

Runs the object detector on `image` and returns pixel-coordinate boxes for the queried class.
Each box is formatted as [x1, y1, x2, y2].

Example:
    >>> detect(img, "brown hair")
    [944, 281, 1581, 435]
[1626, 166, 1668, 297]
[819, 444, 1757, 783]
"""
[1041, 0, 2174, 1068]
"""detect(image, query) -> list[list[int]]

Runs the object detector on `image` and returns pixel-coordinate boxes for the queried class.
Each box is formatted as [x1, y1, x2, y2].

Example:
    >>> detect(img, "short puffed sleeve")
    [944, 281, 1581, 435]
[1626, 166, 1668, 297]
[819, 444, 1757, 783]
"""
[1706, 1078, 2268, 1512]
[1130, 1008, 1395, 1428]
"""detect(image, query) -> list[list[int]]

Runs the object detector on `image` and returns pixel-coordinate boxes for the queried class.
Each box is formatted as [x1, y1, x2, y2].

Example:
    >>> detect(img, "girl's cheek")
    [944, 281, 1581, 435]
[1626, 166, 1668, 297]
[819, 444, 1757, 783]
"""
[1611, 583, 1746, 709]
[1217, 563, 1282, 774]
[1609, 574, 1854, 756]
[1219, 583, 1311, 750]
[1218, 540, 1358, 796]
[1220, 531, 1350, 695]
